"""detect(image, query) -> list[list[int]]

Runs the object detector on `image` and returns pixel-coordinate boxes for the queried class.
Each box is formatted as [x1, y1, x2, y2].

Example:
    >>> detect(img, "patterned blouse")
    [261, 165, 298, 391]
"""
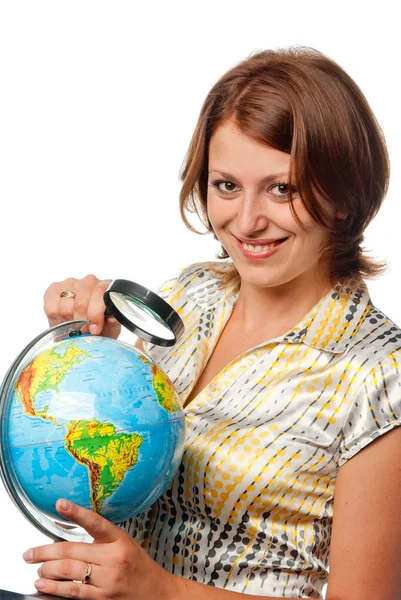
[122, 262, 401, 598]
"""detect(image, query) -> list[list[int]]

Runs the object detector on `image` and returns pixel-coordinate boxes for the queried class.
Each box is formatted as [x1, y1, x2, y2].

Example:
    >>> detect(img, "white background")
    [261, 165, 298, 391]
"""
[0, 1, 399, 594]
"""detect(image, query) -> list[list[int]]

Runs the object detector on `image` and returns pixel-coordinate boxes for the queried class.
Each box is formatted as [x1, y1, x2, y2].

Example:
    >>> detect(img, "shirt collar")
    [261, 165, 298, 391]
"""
[281, 279, 370, 353]
[187, 270, 371, 354]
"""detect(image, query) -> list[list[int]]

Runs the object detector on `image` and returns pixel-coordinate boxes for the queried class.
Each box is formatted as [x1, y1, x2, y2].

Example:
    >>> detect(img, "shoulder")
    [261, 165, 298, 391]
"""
[345, 291, 401, 402]
[144, 261, 230, 363]
[164, 261, 219, 286]
[342, 283, 401, 372]
[360, 295, 401, 342]
[157, 261, 231, 307]
[338, 296, 401, 465]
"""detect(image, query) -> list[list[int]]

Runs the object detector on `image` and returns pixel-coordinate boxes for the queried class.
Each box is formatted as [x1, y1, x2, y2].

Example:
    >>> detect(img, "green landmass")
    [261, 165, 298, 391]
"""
[65, 420, 144, 513]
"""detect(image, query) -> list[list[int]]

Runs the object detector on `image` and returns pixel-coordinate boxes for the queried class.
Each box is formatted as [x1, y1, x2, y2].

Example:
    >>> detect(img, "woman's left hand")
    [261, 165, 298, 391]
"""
[23, 499, 182, 600]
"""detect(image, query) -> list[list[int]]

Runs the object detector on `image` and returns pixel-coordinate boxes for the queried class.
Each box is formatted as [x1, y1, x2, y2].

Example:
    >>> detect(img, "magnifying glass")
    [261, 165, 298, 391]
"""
[103, 279, 184, 347]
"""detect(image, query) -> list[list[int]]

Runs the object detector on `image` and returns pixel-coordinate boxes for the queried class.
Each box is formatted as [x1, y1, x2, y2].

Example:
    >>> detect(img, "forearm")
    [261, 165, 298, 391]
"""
[172, 575, 294, 600]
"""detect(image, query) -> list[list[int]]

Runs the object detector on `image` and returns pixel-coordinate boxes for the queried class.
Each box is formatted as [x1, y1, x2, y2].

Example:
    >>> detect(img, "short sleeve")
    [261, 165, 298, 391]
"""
[338, 350, 401, 466]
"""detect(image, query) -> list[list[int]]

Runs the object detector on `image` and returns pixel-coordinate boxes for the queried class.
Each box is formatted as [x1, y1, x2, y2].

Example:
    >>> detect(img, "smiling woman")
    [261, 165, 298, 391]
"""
[179, 47, 389, 286]
[36, 46, 401, 600]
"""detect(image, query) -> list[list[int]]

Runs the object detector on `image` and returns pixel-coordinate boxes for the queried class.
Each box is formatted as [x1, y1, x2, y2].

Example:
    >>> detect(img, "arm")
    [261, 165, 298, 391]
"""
[326, 426, 401, 600]
[25, 500, 300, 600]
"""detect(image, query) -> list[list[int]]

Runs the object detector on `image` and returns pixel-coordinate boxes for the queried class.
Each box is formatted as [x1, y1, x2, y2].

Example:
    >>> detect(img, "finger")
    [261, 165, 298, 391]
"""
[56, 499, 123, 544]
[38, 559, 99, 587]
[101, 316, 121, 340]
[23, 540, 106, 566]
[59, 297, 76, 322]
[44, 279, 76, 326]
[86, 280, 113, 336]
[34, 577, 98, 599]
[73, 275, 99, 322]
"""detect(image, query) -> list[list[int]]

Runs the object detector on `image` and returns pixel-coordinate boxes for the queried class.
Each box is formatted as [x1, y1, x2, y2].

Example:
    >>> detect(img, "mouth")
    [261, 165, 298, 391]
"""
[235, 236, 288, 259]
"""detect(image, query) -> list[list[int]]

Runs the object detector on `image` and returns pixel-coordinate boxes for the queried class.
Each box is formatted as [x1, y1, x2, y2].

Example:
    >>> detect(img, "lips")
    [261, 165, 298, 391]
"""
[235, 236, 288, 260]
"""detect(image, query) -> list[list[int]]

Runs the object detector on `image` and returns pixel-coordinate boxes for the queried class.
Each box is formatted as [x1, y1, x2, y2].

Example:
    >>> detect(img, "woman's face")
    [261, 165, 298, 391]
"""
[207, 120, 337, 293]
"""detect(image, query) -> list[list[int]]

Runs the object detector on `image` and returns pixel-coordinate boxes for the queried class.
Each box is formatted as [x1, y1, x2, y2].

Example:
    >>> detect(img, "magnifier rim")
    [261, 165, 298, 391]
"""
[104, 279, 184, 347]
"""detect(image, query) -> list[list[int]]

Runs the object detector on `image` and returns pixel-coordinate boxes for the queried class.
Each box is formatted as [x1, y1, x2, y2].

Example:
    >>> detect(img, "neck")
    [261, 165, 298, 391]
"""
[232, 272, 335, 336]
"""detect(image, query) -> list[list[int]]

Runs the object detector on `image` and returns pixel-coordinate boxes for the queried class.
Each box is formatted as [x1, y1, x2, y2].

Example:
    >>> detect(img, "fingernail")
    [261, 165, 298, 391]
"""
[89, 324, 98, 335]
[59, 499, 71, 511]
[37, 567, 41, 577]
[23, 549, 33, 562]
[35, 580, 47, 590]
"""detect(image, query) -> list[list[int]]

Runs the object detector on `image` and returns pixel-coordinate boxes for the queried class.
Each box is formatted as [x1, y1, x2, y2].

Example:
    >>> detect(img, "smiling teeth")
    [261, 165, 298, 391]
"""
[243, 242, 277, 253]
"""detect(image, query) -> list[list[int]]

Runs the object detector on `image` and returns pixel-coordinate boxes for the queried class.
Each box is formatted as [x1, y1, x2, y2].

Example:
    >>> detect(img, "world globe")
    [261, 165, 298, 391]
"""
[0, 330, 185, 540]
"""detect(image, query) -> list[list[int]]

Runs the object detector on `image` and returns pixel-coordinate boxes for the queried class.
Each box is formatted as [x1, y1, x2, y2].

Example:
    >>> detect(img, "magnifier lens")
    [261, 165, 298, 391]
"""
[109, 292, 175, 340]
[104, 279, 184, 347]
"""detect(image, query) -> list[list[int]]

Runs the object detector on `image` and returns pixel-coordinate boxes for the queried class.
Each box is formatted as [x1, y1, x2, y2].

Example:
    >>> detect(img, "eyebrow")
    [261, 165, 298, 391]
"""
[209, 169, 290, 184]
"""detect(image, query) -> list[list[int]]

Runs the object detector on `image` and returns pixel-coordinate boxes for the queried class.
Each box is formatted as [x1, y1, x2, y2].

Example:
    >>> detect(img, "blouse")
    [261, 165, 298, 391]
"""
[122, 261, 401, 598]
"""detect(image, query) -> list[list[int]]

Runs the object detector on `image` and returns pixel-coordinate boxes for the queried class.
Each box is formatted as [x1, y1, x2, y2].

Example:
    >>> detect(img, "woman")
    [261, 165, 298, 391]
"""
[25, 47, 401, 598]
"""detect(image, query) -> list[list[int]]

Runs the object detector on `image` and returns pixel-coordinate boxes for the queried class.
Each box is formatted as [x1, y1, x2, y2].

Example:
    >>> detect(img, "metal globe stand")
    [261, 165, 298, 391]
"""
[0, 320, 94, 543]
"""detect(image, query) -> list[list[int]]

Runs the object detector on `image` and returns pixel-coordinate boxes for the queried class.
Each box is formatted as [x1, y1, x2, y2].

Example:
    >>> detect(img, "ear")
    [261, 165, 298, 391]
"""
[336, 210, 347, 220]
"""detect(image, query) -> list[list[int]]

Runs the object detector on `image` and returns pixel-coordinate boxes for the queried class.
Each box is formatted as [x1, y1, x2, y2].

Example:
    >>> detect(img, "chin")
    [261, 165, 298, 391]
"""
[237, 270, 282, 289]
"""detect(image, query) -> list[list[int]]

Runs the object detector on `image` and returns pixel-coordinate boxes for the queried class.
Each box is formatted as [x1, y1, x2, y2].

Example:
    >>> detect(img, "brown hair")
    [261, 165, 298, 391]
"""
[179, 46, 390, 285]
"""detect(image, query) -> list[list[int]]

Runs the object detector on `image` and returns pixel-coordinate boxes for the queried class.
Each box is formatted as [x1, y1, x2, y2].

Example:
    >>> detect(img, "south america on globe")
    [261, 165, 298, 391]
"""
[2, 334, 185, 524]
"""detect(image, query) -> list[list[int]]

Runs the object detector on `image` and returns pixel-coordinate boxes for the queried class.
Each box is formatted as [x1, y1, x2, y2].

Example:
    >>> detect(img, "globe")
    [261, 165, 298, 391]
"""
[0, 332, 185, 537]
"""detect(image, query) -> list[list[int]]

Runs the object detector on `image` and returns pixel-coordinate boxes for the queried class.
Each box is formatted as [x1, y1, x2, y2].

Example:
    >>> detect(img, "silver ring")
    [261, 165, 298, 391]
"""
[60, 290, 76, 299]
[83, 562, 92, 584]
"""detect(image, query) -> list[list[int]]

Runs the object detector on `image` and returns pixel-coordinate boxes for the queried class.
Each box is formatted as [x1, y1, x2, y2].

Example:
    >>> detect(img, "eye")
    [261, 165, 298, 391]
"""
[209, 179, 297, 200]
[210, 180, 239, 195]
[269, 183, 297, 201]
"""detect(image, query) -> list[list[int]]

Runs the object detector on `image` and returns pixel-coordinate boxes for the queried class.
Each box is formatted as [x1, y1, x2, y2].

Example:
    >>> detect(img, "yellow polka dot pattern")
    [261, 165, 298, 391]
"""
[123, 263, 401, 599]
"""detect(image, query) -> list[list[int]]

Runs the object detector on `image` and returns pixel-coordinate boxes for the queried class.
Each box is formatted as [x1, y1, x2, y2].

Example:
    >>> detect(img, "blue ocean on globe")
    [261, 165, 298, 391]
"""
[2, 335, 185, 524]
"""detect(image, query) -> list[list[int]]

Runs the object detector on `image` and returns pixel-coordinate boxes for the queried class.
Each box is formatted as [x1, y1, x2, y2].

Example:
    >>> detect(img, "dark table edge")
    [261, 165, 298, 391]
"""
[0, 590, 68, 600]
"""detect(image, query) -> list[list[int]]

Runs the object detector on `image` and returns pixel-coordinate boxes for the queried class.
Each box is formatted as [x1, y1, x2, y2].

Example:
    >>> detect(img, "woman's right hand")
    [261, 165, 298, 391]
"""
[43, 274, 121, 339]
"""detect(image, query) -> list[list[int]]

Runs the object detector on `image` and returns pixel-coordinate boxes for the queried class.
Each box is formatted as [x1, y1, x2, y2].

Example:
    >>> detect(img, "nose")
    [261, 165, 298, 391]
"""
[236, 192, 270, 236]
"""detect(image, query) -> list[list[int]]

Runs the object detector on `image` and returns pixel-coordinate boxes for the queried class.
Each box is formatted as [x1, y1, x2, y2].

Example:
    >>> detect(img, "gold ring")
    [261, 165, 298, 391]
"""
[83, 562, 92, 584]
[60, 290, 76, 299]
